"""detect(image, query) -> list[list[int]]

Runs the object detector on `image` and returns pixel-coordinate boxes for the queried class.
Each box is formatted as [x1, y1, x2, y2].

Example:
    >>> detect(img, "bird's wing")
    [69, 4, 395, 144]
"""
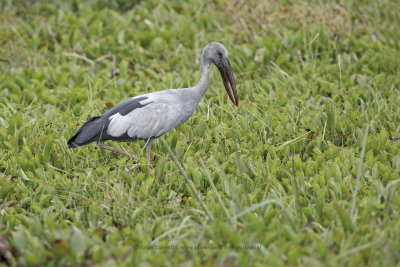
[102, 96, 150, 117]
[68, 96, 151, 146]
[106, 90, 185, 139]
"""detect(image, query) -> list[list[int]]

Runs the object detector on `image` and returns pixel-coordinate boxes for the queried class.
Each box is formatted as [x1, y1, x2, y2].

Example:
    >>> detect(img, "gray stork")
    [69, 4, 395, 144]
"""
[67, 42, 238, 169]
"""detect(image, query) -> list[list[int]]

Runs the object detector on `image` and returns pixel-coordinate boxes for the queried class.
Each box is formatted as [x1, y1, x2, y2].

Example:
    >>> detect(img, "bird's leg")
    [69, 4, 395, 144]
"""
[146, 139, 154, 170]
[98, 141, 137, 161]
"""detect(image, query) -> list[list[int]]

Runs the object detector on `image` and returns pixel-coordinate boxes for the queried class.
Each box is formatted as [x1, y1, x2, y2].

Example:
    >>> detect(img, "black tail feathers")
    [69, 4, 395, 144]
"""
[67, 116, 104, 148]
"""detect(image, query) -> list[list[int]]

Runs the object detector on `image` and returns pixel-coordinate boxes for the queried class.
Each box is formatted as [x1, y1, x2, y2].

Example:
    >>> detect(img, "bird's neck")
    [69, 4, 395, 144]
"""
[193, 58, 212, 100]
[179, 57, 211, 114]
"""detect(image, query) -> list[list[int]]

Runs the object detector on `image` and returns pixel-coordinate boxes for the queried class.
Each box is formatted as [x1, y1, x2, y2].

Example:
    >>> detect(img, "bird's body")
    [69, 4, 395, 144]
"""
[68, 42, 238, 169]
[68, 89, 198, 147]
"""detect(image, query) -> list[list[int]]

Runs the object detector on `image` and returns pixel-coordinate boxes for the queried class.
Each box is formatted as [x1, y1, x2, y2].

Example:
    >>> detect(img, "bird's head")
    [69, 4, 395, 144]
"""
[203, 42, 238, 106]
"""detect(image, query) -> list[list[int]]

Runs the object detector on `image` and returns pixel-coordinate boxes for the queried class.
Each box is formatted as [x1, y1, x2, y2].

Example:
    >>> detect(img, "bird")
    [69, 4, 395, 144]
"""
[67, 42, 238, 169]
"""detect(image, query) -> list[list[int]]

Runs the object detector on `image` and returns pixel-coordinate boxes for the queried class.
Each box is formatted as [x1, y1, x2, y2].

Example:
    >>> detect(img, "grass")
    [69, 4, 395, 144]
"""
[1, 0, 400, 265]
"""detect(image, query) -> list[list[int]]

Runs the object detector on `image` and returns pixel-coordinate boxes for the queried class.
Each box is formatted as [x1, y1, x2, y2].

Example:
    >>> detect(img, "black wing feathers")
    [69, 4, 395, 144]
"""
[67, 116, 105, 148]
[103, 96, 149, 116]
[67, 96, 150, 148]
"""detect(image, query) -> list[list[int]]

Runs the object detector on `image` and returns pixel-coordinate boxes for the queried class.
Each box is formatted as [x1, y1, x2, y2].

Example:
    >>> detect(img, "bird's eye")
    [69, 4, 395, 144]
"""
[217, 51, 222, 57]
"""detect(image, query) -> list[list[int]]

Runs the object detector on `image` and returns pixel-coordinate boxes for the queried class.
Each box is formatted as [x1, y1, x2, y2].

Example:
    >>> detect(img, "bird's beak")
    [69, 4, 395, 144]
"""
[217, 58, 238, 106]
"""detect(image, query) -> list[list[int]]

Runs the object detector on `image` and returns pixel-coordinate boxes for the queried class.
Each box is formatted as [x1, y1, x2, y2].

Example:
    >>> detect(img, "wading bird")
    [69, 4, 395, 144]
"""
[67, 42, 238, 169]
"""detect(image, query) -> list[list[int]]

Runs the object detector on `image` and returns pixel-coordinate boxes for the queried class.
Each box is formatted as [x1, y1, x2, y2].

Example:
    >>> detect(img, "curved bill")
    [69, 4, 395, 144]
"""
[217, 58, 238, 106]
